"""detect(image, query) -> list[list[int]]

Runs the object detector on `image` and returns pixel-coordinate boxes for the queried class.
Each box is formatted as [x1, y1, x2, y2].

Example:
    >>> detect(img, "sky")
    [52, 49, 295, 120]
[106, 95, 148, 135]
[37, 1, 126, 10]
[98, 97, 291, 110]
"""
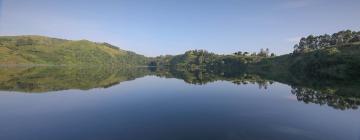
[0, 0, 360, 56]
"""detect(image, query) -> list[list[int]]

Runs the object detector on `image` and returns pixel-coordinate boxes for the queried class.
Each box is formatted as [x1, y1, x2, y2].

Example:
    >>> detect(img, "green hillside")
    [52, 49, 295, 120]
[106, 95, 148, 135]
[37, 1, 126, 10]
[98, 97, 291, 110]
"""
[250, 39, 360, 80]
[0, 35, 148, 66]
[149, 30, 360, 81]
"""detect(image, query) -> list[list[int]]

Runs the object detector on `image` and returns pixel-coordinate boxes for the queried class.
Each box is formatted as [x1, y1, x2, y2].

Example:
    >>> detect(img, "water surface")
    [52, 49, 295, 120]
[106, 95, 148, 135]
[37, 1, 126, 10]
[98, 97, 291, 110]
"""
[0, 67, 359, 140]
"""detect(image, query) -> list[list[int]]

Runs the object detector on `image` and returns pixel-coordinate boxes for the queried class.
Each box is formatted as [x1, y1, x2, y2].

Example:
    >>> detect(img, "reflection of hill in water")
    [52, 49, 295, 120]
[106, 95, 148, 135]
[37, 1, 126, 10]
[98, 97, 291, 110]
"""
[0, 66, 150, 92]
[0, 66, 359, 110]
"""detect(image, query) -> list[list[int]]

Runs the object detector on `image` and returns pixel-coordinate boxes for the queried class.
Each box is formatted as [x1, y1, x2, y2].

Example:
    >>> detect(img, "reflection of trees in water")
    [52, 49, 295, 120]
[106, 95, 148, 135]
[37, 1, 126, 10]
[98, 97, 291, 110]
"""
[232, 74, 274, 89]
[1, 66, 360, 110]
[291, 86, 360, 110]
[155, 68, 274, 88]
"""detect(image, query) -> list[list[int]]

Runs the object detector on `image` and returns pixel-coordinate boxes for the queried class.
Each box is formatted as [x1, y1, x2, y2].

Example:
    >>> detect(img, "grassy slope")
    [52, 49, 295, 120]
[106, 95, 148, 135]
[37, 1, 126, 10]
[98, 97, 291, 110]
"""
[0, 35, 148, 66]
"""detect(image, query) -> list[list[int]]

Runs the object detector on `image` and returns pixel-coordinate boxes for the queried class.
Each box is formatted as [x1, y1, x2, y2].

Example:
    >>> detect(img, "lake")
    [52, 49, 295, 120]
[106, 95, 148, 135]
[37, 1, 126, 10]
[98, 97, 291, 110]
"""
[0, 66, 359, 140]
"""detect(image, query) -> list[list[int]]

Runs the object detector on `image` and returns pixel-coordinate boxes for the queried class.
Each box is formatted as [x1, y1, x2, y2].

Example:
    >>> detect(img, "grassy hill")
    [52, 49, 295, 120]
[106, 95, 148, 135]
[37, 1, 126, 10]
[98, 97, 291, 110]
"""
[0, 35, 148, 66]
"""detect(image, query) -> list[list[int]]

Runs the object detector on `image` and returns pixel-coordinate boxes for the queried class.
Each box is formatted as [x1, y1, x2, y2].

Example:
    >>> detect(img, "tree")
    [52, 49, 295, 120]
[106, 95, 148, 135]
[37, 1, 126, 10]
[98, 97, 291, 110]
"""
[234, 51, 242, 55]
[258, 48, 269, 57]
[349, 34, 360, 43]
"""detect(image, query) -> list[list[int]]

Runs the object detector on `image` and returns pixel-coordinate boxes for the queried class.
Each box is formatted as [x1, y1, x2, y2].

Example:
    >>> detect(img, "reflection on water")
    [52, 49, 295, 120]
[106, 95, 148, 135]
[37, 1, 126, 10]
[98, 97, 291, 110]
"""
[0, 66, 359, 140]
[291, 87, 360, 110]
[0, 66, 149, 92]
[0, 66, 359, 110]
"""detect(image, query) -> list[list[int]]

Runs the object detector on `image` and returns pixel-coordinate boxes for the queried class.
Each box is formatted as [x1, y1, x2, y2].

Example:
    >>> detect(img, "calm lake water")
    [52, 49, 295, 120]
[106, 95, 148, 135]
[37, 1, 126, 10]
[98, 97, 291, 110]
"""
[0, 67, 359, 140]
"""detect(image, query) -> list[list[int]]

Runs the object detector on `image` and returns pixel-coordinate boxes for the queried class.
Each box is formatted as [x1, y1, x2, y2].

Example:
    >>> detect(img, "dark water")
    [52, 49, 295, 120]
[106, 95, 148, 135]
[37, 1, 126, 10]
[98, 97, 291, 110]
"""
[0, 67, 359, 140]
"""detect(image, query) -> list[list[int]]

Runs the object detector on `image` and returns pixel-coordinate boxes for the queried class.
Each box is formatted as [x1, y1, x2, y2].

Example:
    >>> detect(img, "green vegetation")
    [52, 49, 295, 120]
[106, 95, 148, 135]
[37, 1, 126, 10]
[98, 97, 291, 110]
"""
[1, 30, 359, 76]
[148, 30, 360, 82]
[249, 32, 360, 81]
[0, 35, 148, 66]
[3, 30, 358, 81]
[149, 49, 274, 70]
[293, 30, 360, 54]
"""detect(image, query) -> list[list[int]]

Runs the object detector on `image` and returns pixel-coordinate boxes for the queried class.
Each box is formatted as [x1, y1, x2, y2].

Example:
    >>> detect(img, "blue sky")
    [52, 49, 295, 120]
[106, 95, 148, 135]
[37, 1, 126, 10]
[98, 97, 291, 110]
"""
[1, 0, 359, 56]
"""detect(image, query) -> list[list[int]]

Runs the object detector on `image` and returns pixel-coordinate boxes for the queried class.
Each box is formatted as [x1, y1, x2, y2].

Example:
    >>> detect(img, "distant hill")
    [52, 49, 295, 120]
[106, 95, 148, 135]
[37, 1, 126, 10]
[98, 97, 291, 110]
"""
[0, 35, 148, 66]
[150, 30, 360, 81]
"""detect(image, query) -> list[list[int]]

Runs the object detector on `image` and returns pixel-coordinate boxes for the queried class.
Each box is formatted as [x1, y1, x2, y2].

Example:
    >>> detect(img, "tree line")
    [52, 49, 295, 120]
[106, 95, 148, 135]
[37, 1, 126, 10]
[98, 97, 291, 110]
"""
[233, 48, 275, 57]
[293, 30, 360, 54]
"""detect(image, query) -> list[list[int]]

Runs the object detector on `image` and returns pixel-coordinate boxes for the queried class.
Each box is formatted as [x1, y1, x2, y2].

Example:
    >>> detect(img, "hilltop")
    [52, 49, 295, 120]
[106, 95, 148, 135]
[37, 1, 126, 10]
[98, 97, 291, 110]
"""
[0, 35, 148, 66]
